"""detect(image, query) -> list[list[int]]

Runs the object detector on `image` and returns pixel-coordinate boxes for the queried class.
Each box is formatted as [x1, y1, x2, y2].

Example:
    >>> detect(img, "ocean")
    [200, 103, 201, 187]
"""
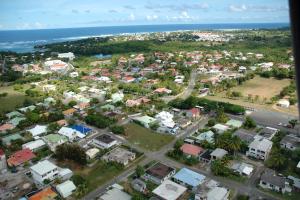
[0, 23, 289, 53]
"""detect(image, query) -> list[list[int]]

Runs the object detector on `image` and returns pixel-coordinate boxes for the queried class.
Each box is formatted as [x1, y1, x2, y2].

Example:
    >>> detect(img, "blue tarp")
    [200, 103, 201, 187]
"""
[70, 125, 92, 135]
[173, 168, 205, 187]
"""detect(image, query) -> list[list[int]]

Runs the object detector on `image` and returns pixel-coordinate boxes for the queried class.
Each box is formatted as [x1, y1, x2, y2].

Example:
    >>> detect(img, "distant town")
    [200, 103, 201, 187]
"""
[0, 29, 299, 200]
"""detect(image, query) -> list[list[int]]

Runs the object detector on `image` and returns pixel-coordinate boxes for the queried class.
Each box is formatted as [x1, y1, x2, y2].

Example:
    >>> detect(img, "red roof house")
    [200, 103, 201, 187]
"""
[186, 108, 201, 119]
[7, 149, 36, 167]
[180, 144, 204, 157]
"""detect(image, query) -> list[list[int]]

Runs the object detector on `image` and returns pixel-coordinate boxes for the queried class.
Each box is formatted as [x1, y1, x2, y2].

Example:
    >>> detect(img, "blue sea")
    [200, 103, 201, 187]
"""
[0, 23, 289, 53]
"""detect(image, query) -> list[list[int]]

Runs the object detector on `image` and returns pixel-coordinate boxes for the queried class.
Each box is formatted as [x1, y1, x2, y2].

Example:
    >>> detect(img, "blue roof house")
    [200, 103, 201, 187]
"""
[172, 168, 206, 190]
[70, 125, 92, 135]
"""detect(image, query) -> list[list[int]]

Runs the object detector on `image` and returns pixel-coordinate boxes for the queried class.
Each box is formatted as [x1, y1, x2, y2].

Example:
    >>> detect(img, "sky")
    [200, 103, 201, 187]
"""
[0, 0, 290, 30]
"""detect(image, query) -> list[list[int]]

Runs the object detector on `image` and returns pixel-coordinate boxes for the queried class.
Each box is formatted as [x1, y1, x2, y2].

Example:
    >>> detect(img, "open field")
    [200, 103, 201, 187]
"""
[228, 76, 290, 99]
[124, 123, 174, 151]
[0, 85, 30, 113]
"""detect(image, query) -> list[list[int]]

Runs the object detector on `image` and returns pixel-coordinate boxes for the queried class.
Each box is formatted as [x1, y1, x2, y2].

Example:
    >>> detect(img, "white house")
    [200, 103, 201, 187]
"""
[56, 180, 76, 198]
[132, 115, 157, 128]
[58, 52, 75, 60]
[212, 124, 229, 134]
[155, 111, 179, 134]
[58, 127, 85, 141]
[30, 160, 59, 185]
[277, 99, 290, 108]
[22, 139, 46, 152]
[86, 148, 100, 159]
[246, 136, 273, 160]
[28, 125, 47, 138]
[92, 134, 118, 149]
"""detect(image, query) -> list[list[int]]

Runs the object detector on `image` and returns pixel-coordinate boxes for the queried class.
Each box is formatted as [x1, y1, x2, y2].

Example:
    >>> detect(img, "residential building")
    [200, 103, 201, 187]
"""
[277, 99, 290, 108]
[28, 187, 58, 200]
[132, 115, 157, 128]
[102, 147, 135, 166]
[7, 149, 36, 167]
[186, 108, 201, 119]
[259, 169, 291, 194]
[280, 135, 300, 151]
[30, 160, 59, 185]
[28, 125, 47, 138]
[100, 184, 131, 200]
[22, 139, 46, 152]
[233, 129, 256, 144]
[131, 179, 146, 193]
[212, 124, 229, 134]
[259, 127, 278, 140]
[206, 187, 230, 200]
[246, 136, 273, 160]
[155, 111, 179, 134]
[152, 180, 187, 200]
[210, 148, 228, 160]
[173, 168, 206, 190]
[58, 52, 75, 60]
[180, 144, 204, 157]
[144, 162, 176, 184]
[56, 180, 76, 198]
[42, 134, 68, 152]
[2, 133, 23, 146]
[0, 123, 14, 133]
[92, 134, 118, 149]
[194, 131, 214, 144]
[6, 111, 23, 119]
[230, 162, 254, 176]
[154, 87, 172, 94]
[58, 126, 87, 141]
[86, 148, 100, 160]
[225, 119, 243, 128]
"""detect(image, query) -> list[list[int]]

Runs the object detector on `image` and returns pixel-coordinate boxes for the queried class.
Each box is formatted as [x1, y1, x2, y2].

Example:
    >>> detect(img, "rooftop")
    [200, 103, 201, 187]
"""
[152, 180, 187, 200]
[28, 187, 58, 200]
[180, 143, 204, 156]
[261, 168, 286, 188]
[30, 160, 57, 176]
[146, 162, 175, 180]
[7, 148, 36, 167]
[173, 168, 206, 187]
[95, 134, 116, 144]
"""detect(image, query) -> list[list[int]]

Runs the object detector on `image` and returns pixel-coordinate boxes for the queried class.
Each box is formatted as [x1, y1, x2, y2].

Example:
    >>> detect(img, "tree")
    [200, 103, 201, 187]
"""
[216, 107, 228, 123]
[289, 119, 298, 128]
[243, 116, 256, 129]
[149, 122, 159, 131]
[207, 119, 216, 127]
[135, 165, 145, 177]
[211, 160, 230, 176]
[68, 100, 77, 107]
[110, 125, 125, 135]
[55, 144, 87, 165]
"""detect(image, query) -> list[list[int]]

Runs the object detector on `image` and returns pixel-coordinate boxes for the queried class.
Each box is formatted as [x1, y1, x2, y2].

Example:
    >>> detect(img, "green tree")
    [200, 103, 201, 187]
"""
[243, 116, 256, 129]
[110, 125, 125, 135]
[289, 119, 298, 128]
[216, 107, 229, 123]
[135, 165, 145, 178]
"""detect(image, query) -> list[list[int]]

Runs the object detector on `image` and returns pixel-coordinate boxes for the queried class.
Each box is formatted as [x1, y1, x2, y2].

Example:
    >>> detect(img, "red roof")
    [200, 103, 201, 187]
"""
[188, 108, 200, 115]
[180, 144, 203, 156]
[29, 187, 58, 200]
[7, 149, 36, 167]
[0, 149, 4, 156]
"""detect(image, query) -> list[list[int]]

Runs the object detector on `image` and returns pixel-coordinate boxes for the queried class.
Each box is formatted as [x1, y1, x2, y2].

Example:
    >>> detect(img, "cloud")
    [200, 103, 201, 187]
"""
[145, 3, 209, 11]
[85, 10, 91, 13]
[71, 9, 79, 14]
[146, 15, 158, 21]
[108, 9, 118, 13]
[167, 11, 199, 22]
[129, 13, 135, 21]
[123, 5, 136, 10]
[15, 22, 46, 30]
[229, 4, 247, 12]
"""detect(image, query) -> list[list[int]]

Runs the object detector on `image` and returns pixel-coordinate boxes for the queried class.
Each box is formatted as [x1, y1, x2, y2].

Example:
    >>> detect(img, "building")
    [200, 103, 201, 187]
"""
[102, 147, 135, 166]
[180, 144, 204, 157]
[86, 148, 100, 159]
[42, 134, 68, 152]
[2, 133, 23, 146]
[58, 168, 73, 181]
[100, 184, 131, 200]
[246, 136, 273, 160]
[210, 148, 228, 160]
[56, 180, 76, 198]
[233, 129, 256, 144]
[30, 160, 59, 185]
[58, 127, 86, 141]
[277, 99, 290, 108]
[259, 127, 278, 140]
[27, 125, 47, 138]
[28, 187, 58, 200]
[259, 169, 291, 194]
[195, 131, 215, 144]
[92, 134, 118, 149]
[280, 135, 300, 151]
[132, 115, 157, 128]
[152, 180, 187, 200]
[230, 162, 254, 176]
[155, 111, 179, 134]
[206, 187, 230, 200]
[131, 179, 147, 193]
[144, 162, 176, 184]
[0, 123, 14, 133]
[212, 124, 229, 134]
[58, 52, 75, 60]
[186, 108, 201, 119]
[173, 168, 206, 190]
[22, 139, 46, 152]
[225, 119, 243, 128]
[7, 149, 36, 167]
[0, 149, 7, 172]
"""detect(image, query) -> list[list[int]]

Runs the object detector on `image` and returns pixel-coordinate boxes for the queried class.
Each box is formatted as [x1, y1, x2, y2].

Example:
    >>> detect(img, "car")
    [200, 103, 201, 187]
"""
[278, 122, 283, 126]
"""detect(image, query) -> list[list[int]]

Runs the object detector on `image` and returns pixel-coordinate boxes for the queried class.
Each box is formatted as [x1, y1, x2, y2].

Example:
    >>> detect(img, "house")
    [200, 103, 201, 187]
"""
[238, 66, 247, 73]
[199, 150, 213, 163]
[58, 52, 75, 60]
[212, 124, 229, 134]
[210, 148, 228, 160]
[8, 116, 26, 127]
[92, 134, 118, 149]
[42, 84, 56, 92]
[206, 187, 230, 200]
[28, 125, 47, 138]
[70, 124, 92, 136]
[173, 168, 206, 190]
[22, 139, 46, 152]
[225, 119, 243, 128]
[86, 148, 100, 159]
[154, 87, 172, 94]
[230, 162, 254, 176]
[144, 162, 176, 184]
[280, 135, 300, 151]
[288, 176, 300, 191]
[44, 60, 71, 73]
[28, 187, 58, 200]
[0, 123, 14, 133]
[155, 111, 179, 134]
[42, 134, 68, 152]
[0, 149, 7, 172]
[259, 168, 291, 194]
[58, 168, 73, 181]
[152, 180, 187, 200]
[30, 160, 59, 185]
[177, 118, 192, 129]
[186, 108, 201, 119]
[233, 129, 256, 144]
[194, 130, 215, 144]
[277, 99, 290, 108]
[62, 108, 77, 117]
[180, 144, 204, 157]
[56, 180, 76, 198]
[111, 92, 124, 103]
[259, 127, 278, 140]
[131, 179, 146, 193]
[99, 184, 131, 200]
[246, 136, 273, 160]
[2, 133, 23, 146]
[18, 105, 36, 113]
[6, 111, 23, 119]
[102, 147, 135, 166]
[132, 115, 157, 128]
[7, 149, 36, 167]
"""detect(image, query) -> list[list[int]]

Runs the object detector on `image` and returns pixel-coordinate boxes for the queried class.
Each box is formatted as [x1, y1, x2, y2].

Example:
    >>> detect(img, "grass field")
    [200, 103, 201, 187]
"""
[0, 85, 30, 112]
[124, 123, 174, 151]
[228, 76, 290, 99]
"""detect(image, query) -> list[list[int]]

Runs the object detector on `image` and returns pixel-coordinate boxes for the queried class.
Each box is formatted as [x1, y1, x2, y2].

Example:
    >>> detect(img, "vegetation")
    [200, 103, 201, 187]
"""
[85, 113, 117, 129]
[55, 144, 87, 165]
[243, 116, 256, 129]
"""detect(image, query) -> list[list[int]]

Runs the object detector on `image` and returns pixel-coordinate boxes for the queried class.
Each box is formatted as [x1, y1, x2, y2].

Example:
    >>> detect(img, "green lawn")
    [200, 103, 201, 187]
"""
[0, 85, 29, 112]
[124, 123, 174, 151]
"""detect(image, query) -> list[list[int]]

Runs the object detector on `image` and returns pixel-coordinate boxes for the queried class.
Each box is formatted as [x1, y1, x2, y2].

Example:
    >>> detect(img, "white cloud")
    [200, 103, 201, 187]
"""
[229, 4, 247, 12]
[167, 11, 199, 22]
[129, 13, 135, 21]
[146, 14, 158, 21]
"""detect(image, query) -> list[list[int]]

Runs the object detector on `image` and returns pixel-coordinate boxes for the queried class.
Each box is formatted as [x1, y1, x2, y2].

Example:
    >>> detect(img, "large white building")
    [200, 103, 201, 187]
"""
[246, 136, 273, 160]
[58, 52, 75, 60]
[30, 160, 59, 185]
[155, 111, 178, 134]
